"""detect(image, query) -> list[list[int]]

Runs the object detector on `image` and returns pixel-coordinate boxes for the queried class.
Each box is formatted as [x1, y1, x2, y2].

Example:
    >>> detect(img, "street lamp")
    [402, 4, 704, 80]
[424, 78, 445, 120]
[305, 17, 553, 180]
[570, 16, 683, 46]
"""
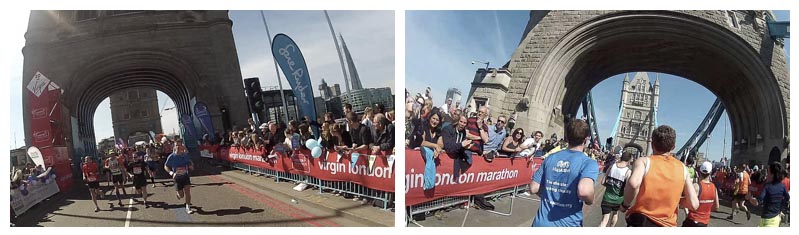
[471, 60, 490, 70]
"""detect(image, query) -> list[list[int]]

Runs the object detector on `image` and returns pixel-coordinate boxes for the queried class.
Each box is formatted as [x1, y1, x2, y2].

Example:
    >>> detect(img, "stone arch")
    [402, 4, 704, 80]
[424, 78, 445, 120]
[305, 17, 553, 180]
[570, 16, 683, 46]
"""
[67, 50, 201, 141]
[512, 11, 787, 165]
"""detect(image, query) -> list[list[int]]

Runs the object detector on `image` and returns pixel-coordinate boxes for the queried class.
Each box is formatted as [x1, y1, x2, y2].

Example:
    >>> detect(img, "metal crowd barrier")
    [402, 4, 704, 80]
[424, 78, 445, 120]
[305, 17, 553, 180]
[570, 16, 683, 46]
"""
[407, 195, 471, 227]
[406, 184, 531, 227]
[227, 161, 394, 210]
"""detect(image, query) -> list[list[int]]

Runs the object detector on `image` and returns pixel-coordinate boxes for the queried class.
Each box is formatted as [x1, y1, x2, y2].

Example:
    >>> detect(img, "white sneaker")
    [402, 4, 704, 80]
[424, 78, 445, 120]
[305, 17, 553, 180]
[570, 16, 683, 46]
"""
[521, 191, 531, 196]
[186, 205, 194, 214]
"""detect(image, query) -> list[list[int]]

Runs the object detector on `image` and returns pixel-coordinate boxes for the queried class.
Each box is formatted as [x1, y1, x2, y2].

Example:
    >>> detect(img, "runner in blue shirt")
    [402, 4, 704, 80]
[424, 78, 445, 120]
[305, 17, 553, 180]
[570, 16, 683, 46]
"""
[164, 140, 195, 214]
[530, 119, 599, 227]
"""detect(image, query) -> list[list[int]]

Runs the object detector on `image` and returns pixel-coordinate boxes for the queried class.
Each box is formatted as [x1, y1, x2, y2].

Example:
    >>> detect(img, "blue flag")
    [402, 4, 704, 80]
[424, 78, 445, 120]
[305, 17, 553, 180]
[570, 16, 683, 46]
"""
[271, 33, 318, 137]
[179, 113, 198, 149]
[193, 101, 215, 143]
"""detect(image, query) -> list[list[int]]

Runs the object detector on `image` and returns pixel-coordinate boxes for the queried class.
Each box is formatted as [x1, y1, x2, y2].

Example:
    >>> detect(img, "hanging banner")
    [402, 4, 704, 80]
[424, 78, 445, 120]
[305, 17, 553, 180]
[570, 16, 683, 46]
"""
[404, 149, 542, 206]
[271, 33, 318, 137]
[193, 101, 215, 142]
[180, 113, 199, 149]
[27, 72, 63, 148]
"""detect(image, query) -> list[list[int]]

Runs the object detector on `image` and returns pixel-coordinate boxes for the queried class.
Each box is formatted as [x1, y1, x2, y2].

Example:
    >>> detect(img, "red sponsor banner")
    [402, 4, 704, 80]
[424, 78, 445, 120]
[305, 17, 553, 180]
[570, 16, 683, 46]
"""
[219, 147, 394, 192]
[27, 72, 72, 192]
[404, 148, 543, 206]
[37, 146, 73, 192]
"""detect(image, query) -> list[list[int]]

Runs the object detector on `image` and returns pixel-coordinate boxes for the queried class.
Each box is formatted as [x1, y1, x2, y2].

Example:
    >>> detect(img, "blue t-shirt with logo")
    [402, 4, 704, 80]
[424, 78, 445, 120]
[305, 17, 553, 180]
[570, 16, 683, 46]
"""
[165, 152, 192, 177]
[532, 149, 599, 227]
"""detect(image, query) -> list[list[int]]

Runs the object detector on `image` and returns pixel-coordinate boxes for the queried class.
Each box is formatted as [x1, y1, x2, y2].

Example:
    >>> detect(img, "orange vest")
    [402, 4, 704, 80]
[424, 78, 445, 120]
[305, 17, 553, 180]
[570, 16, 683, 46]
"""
[627, 155, 685, 227]
[737, 171, 750, 195]
[687, 181, 716, 224]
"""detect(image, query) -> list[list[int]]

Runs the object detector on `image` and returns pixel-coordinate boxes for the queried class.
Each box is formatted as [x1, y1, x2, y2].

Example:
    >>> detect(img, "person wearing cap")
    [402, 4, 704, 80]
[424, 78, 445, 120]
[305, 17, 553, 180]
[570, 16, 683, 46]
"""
[127, 153, 151, 208]
[683, 161, 719, 227]
[440, 97, 452, 115]
[257, 122, 269, 141]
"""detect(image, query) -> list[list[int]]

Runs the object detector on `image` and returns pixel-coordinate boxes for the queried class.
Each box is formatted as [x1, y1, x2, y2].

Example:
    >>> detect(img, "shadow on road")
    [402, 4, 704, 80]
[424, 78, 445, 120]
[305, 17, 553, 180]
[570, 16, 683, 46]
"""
[33, 203, 371, 226]
[194, 206, 265, 216]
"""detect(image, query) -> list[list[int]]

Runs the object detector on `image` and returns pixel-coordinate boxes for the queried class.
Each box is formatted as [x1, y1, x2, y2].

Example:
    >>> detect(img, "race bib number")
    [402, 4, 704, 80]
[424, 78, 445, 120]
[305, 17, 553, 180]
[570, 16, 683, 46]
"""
[176, 167, 188, 176]
[110, 168, 122, 175]
[133, 167, 143, 174]
[87, 176, 97, 182]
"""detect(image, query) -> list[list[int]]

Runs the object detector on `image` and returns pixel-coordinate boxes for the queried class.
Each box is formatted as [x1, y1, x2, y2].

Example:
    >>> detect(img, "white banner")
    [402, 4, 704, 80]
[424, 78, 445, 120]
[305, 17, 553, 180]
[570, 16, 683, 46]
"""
[11, 174, 60, 215]
[27, 146, 45, 168]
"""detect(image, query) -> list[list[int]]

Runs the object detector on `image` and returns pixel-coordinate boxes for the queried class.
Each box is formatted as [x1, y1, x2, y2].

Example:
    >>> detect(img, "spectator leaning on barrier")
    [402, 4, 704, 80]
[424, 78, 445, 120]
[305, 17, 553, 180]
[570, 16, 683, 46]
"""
[346, 112, 373, 154]
[622, 125, 699, 227]
[331, 122, 353, 154]
[298, 123, 315, 149]
[530, 119, 599, 227]
[320, 123, 335, 151]
[371, 113, 395, 155]
[483, 115, 508, 159]
[499, 128, 525, 157]
[264, 121, 284, 153]
[465, 106, 489, 162]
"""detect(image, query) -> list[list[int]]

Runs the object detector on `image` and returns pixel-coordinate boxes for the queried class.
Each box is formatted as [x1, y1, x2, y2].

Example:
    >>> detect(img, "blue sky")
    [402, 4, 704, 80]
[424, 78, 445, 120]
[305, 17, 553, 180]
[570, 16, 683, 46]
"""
[406, 10, 789, 162]
[8, 10, 394, 146]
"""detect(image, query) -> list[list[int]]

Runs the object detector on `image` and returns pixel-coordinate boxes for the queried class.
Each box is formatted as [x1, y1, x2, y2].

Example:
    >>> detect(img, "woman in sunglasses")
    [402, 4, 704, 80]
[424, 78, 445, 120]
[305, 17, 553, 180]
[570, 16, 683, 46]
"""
[499, 128, 526, 157]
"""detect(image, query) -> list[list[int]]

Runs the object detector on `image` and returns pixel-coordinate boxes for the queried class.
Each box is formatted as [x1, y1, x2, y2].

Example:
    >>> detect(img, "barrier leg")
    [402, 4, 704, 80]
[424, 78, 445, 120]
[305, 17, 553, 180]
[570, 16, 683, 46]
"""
[485, 189, 515, 216]
[460, 196, 472, 227]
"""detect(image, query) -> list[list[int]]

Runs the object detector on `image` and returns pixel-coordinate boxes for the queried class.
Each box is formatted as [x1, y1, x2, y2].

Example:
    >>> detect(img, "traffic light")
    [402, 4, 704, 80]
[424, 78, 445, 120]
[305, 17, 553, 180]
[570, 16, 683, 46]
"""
[243, 77, 264, 112]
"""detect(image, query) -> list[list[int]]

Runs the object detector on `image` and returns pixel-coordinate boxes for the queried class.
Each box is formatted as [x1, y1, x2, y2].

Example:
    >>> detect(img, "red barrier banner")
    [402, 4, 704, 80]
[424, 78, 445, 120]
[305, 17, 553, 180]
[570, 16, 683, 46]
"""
[405, 148, 543, 206]
[221, 147, 395, 192]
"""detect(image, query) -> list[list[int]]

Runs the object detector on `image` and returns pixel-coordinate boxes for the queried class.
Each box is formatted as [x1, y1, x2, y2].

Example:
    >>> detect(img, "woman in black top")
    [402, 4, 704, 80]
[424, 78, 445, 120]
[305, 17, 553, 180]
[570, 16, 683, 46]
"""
[499, 128, 525, 157]
[420, 111, 444, 158]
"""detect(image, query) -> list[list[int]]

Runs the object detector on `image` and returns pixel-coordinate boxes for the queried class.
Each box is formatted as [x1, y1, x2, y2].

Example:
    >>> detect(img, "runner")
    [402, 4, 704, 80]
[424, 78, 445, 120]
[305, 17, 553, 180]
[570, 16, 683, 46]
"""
[747, 161, 789, 227]
[621, 125, 699, 227]
[530, 119, 599, 227]
[598, 151, 632, 227]
[727, 163, 752, 221]
[714, 167, 727, 195]
[127, 154, 150, 207]
[104, 153, 127, 207]
[81, 156, 102, 212]
[164, 141, 195, 214]
[683, 161, 719, 227]
[144, 145, 159, 187]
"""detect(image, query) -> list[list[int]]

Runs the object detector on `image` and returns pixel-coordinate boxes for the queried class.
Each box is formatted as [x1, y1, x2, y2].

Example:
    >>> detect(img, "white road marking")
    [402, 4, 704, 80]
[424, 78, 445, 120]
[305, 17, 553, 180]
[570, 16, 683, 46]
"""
[124, 198, 134, 227]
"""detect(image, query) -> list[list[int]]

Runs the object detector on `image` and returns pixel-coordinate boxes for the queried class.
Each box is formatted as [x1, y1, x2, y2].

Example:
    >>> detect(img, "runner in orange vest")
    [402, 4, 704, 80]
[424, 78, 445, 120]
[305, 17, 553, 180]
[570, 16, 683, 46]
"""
[621, 125, 699, 227]
[728, 163, 752, 220]
[683, 161, 719, 227]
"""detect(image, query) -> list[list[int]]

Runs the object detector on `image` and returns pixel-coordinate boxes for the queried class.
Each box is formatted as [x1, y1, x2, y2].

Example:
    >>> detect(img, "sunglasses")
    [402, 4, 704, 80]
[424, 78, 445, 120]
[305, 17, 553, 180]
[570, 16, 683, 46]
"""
[497, 120, 506, 124]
